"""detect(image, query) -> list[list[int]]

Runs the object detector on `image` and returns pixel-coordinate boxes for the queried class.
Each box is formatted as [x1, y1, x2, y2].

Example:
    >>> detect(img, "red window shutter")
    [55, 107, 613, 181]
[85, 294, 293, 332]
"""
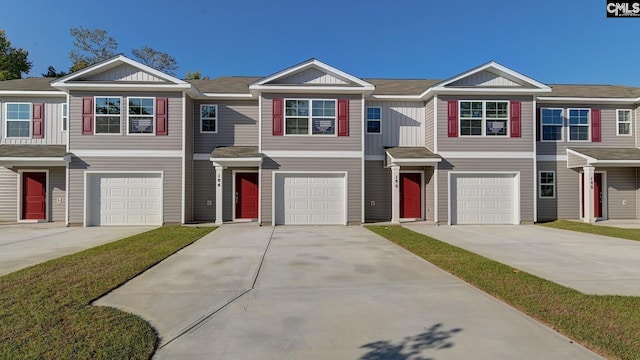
[591, 108, 601, 142]
[82, 97, 93, 135]
[337, 99, 349, 136]
[272, 98, 283, 136]
[156, 97, 168, 136]
[32, 103, 44, 139]
[510, 101, 521, 138]
[447, 100, 458, 137]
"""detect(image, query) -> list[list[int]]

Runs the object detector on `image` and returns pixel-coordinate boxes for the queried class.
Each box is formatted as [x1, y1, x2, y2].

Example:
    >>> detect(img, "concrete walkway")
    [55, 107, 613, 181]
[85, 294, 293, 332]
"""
[96, 225, 602, 359]
[405, 223, 640, 296]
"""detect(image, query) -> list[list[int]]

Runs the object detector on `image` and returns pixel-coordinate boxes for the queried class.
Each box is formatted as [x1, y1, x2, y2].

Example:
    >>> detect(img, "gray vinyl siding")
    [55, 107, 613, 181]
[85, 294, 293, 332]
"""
[364, 101, 424, 155]
[606, 167, 637, 219]
[184, 95, 194, 223]
[49, 167, 66, 222]
[437, 158, 535, 224]
[68, 157, 182, 225]
[274, 69, 347, 85]
[68, 92, 183, 150]
[193, 160, 216, 221]
[437, 96, 535, 152]
[425, 98, 434, 152]
[0, 166, 17, 221]
[536, 161, 580, 221]
[450, 71, 523, 87]
[424, 166, 435, 221]
[364, 161, 391, 221]
[567, 152, 588, 168]
[261, 94, 362, 152]
[0, 97, 67, 144]
[0, 166, 65, 222]
[537, 104, 635, 155]
[193, 100, 258, 153]
[261, 157, 362, 224]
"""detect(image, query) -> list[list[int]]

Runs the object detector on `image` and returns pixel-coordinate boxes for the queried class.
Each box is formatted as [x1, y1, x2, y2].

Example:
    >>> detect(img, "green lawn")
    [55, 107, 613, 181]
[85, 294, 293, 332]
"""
[542, 219, 640, 241]
[0, 225, 215, 360]
[367, 225, 640, 360]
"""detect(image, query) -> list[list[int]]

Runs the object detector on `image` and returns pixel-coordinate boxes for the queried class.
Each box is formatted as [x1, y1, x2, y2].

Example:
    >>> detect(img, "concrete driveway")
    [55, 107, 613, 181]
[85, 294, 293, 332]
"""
[405, 223, 640, 296]
[96, 225, 602, 359]
[0, 223, 154, 276]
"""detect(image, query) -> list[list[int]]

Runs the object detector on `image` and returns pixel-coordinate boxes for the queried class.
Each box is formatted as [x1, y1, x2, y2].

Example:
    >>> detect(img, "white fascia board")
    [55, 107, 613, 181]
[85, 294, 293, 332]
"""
[73, 149, 182, 157]
[0, 91, 65, 96]
[209, 157, 263, 167]
[591, 160, 640, 166]
[53, 83, 192, 90]
[438, 151, 534, 159]
[537, 96, 639, 104]
[251, 59, 374, 89]
[264, 150, 361, 158]
[390, 158, 442, 166]
[370, 94, 422, 100]
[249, 85, 374, 93]
[430, 87, 552, 94]
[537, 155, 568, 161]
[199, 93, 255, 100]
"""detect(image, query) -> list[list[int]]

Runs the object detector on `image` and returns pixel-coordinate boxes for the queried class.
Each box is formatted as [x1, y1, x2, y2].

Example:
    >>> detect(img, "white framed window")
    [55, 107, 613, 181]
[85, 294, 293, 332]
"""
[567, 108, 590, 141]
[127, 97, 155, 135]
[617, 109, 632, 136]
[61, 103, 68, 132]
[285, 99, 336, 136]
[95, 97, 122, 134]
[366, 106, 381, 134]
[200, 104, 217, 133]
[459, 100, 509, 136]
[5, 103, 31, 137]
[539, 171, 555, 198]
[540, 108, 564, 141]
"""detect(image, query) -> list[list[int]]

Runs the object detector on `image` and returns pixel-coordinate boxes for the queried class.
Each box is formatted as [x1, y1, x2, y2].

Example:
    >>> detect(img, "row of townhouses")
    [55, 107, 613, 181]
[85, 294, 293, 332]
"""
[0, 55, 638, 226]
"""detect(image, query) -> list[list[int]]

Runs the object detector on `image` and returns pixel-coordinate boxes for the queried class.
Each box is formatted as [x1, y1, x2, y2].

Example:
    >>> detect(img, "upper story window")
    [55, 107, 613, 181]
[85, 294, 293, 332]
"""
[617, 109, 632, 136]
[285, 99, 336, 136]
[200, 104, 217, 133]
[567, 109, 590, 141]
[128, 97, 154, 134]
[459, 101, 508, 136]
[5, 103, 31, 137]
[366, 107, 381, 134]
[95, 97, 121, 134]
[62, 103, 68, 132]
[541, 108, 563, 141]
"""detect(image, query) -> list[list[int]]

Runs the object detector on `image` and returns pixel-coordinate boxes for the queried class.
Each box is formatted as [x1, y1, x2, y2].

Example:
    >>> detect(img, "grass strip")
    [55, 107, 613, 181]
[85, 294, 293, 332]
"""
[0, 225, 215, 360]
[541, 219, 640, 241]
[367, 225, 640, 360]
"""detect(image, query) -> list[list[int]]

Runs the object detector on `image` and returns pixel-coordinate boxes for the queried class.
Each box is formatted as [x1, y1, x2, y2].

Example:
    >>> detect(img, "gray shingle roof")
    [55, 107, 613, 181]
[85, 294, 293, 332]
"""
[0, 77, 59, 91]
[0, 145, 68, 158]
[547, 84, 640, 98]
[364, 79, 439, 96]
[386, 147, 441, 159]
[210, 146, 261, 158]
[188, 77, 260, 94]
[568, 147, 640, 161]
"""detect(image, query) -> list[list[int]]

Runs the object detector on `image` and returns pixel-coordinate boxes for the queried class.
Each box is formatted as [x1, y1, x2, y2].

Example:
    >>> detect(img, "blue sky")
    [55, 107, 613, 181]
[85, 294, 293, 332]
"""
[2, 0, 639, 85]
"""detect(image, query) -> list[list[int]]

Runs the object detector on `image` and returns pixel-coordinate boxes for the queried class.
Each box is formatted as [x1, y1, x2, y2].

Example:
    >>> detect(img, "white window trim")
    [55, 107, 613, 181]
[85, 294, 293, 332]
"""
[616, 109, 632, 136]
[200, 104, 218, 134]
[538, 171, 555, 199]
[61, 103, 68, 132]
[5, 102, 32, 138]
[366, 106, 382, 135]
[284, 98, 338, 137]
[126, 96, 156, 136]
[566, 108, 591, 142]
[458, 100, 510, 137]
[94, 96, 123, 135]
[540, 107, 565, 142]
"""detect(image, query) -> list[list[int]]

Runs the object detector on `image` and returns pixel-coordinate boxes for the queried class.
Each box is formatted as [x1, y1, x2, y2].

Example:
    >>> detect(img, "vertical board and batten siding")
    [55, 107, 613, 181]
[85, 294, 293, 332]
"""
[537, 104, 635, 155]
[261, 157, 361, 224]
[364, 161, 391, 221]
[193, 160, 215, 221]
[261, 94, 362, 152]
[86, 64, 167, 82]
[0, 166, 65, 222]
[606, 167, 637, 219]
[437, 158, 535, 223]
[536, 162, 580, 221]
[449, 71, 524, 87]
[193, 100, 259, 153]
[68, 92, 182, 150]
[0, 97, 66, 144]
[67, 157, 182, 224]
[0, 166, 17, 221]
[273, 69, 348, 85]
[184, 96, 194, 223]
[364, 101, 425, 155]
[424, 98, 434, 152]
[437, 96, 534, 152]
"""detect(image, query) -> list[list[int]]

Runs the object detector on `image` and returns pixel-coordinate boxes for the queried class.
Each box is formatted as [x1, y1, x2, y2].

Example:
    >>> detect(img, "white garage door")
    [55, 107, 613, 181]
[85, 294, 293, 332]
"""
[451, 174, 517, 225]
[88, 173, 162, 226]
[275, 173, 346, 225]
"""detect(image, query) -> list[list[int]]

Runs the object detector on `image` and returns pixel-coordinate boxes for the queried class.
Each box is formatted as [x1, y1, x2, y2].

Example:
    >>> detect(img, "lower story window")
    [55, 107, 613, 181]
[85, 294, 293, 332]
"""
[539, 171, 555, 198]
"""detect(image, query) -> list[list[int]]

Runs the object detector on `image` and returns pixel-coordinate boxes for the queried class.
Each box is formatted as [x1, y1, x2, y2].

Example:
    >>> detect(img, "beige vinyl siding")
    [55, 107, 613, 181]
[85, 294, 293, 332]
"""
[450, 71, 523, 87]
[68, 92, 183, 150]
[567, 152, 588, 168]
[184, 95, 194, 223]
[424, 166, 435, 221]
[0, 166, 17, 221]
[364, 161, 391, 221]
[261, 157, 362, 225]
[86, 64, 166, 82]
[437, 96, 534, 152]
[274, 69, 348, 85]
[425, 98, 434, 152]
[364, 101, 425, 155]
[437, 158, 535, 224]
[606, 167, 637, 219]
[193, 100, 258, 153]
[0, 97, 67, 144]
[0, 166, 65, 222]
[261, 94, 362, 152]
[68, 157, 182, 225]
[537, 104, 635, 155]
[536, 161, 580, 221]
[193, 160, 215, 221]
[49, 167, 66, 222]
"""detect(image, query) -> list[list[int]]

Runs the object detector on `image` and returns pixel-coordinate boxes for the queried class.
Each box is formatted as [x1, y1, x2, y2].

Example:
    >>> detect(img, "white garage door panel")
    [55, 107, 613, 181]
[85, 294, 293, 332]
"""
[276, 174, 345, 225]
[453, 174, 516, 225]
[90, 174, 162, 226]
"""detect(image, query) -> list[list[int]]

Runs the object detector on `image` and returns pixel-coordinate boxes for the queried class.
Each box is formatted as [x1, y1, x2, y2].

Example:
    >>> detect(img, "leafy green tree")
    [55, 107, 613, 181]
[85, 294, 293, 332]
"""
[184, 70, 210, 80]
[132, 46, 178, 75]
[41, 65, 67, 78]
[69, 26, 117, 72]
[0, 30, 32, 80]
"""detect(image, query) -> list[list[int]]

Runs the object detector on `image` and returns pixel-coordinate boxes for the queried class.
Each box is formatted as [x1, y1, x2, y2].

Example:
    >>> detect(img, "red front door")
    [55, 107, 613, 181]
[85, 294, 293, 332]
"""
[235, 173, 258, 219]
[22, 172, 46, 220]
[594, 173, 603, 218]
[400, 173, 421, 218]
